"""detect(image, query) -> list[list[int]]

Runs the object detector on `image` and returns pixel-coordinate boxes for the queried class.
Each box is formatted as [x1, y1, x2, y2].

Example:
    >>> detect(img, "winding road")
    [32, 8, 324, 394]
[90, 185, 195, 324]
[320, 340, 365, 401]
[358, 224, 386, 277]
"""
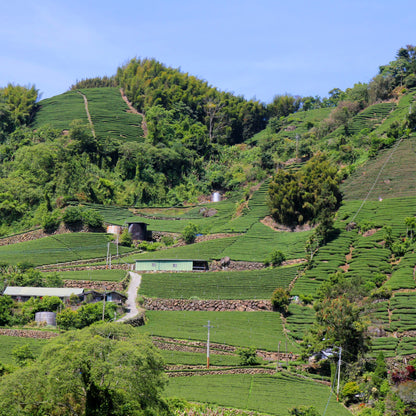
[117, 272, 142, 322]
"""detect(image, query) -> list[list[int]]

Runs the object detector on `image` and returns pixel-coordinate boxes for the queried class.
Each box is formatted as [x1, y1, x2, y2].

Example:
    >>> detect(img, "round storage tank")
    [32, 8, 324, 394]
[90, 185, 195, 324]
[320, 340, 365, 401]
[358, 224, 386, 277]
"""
[212, 192, 221, 202]
[35, 311, 56, 327]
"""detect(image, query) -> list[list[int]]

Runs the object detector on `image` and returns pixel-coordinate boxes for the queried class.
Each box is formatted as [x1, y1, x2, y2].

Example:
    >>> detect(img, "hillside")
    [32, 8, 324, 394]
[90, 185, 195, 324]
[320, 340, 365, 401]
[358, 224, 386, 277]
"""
[1, 46, 416, 414]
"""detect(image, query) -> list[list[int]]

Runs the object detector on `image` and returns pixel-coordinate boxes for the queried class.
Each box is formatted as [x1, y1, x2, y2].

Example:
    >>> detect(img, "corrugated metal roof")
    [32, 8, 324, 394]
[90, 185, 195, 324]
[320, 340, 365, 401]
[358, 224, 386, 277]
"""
[3, 287, 84, 297]
[135, 259, 206, 262]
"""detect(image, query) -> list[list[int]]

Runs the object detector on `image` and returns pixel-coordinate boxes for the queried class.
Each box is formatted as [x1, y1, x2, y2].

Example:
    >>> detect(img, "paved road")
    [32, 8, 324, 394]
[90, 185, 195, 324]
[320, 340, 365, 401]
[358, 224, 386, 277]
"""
[117, 272, 141, 322]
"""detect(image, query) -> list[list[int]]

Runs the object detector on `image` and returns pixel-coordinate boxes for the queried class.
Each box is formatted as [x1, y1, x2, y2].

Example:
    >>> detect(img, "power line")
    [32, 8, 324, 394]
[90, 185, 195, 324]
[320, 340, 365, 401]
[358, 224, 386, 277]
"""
[351, 137, 404, 223]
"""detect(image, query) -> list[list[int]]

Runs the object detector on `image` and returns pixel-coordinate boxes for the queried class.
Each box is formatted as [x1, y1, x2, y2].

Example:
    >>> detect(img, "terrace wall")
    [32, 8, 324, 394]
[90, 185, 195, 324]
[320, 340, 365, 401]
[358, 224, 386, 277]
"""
[143, 298, 272, 312]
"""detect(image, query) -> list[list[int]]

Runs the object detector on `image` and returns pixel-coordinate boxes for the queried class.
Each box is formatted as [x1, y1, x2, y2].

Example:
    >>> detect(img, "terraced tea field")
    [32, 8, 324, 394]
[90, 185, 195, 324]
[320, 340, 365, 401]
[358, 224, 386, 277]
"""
[137, 311, 298, 352]
[139, 267, 297, 300]
[0, 233, 134, 266]
[165, 373, 351, 416]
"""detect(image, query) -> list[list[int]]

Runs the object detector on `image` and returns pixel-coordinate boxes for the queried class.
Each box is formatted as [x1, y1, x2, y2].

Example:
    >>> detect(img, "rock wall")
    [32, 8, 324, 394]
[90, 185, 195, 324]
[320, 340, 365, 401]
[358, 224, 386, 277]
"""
[64, 280, 126, 291]
[210, 260, 264, 271]
[0, 329, 59, 339]
[143, 298, 272, 312]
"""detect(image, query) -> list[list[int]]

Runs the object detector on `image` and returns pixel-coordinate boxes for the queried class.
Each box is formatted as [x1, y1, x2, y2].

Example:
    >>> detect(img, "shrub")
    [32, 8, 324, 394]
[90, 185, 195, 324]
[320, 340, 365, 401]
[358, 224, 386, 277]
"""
[342, 381, 361, 404]
[119, 228, 132, 247]
[161, 235, 174, 246]
[82, 209, 104, 230]
[288, 406, 319, 416]
[236, 347, 259, 366]
[182, 223, 199, 244]
[62, 206, 83, 228]
[264, 250, 286, 267]
[271, 287, 290, 313]
[41, 210, 61, 233]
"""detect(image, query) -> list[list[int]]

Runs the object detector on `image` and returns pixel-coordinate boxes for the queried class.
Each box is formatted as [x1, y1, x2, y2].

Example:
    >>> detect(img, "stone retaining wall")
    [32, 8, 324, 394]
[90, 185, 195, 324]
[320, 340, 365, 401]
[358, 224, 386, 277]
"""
[0, 329, 59, 339]
[143, 298, 272, 312]
[64, 280, 126, 291]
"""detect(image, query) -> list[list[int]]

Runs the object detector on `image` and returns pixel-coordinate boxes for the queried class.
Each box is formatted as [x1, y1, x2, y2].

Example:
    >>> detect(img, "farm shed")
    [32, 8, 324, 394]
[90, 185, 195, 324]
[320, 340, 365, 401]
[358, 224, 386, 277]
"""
[127, 221, 151, 241]
[135, 259, 208, 272]
[105, 291, 127, 304]
[81, 290, 126, 304]
[2, 286, 84, 302]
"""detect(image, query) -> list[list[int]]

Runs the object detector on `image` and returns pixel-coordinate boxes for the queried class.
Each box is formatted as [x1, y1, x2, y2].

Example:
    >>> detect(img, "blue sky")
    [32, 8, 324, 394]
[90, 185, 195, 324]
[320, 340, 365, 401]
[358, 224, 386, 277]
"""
[1, 0, 415, 103]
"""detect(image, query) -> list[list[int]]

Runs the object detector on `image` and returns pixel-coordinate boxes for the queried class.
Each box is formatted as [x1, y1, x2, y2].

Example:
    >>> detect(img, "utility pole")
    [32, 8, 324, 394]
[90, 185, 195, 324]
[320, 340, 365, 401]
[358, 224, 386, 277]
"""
[106, 242, 110, 269]
[337, 346, 342, 401]
[204, 320, 213, 369]
[102, 286, 106, 321]
[276, 341, 281, 371]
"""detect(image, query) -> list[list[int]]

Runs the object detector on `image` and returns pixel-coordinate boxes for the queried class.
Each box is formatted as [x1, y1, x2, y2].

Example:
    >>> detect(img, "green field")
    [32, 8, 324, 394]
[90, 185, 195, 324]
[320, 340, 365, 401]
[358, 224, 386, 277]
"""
[139, 267, 297, 300]
[31, 91, 88, 130]
[137, 311, 299, 352]
[222, 223, 311, 262]
[44, 269, 129, 282]
[81, 88, 144, 142]
[159, 349, 244, 367]
[341, 135, 416, 201]
[165, 373, 351, 415]
[0, 336, 50, 365]
[32, 88, 144, 143]
[0, 233, 134, 266]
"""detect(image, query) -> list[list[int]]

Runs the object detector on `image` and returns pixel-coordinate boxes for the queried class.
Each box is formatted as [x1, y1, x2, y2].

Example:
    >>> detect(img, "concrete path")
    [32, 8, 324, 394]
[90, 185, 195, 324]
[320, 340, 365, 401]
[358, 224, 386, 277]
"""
[117, 272, 142, 322]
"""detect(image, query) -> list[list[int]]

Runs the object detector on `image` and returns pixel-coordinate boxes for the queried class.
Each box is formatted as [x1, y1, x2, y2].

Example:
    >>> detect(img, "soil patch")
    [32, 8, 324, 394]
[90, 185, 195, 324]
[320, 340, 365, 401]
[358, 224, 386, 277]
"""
[261, 216, 313, 232]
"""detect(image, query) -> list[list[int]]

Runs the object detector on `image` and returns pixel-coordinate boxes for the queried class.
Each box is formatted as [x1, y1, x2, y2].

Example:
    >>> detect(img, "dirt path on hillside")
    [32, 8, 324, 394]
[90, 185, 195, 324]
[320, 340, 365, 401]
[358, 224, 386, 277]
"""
[77, 91, 96, 138]
[120, 88, 148, 137]
[117, 272, 142, 322]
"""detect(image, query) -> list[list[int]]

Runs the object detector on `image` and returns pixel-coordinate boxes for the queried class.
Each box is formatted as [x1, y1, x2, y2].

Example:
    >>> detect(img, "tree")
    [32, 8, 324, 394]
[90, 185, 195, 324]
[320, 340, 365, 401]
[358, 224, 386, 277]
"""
[62, 206, 83, 228]
[0, 84, 38, 127]
[82, 208, 104, 230]
[268, 94, 301, 118]
[271, 287, 290, 313]
[0, 296, 14, 326]
[119, 228, 132, 247]
[302, 295, 369, 362]
[0, 323, 171, 416]
[264, 250, 286, 267]
[268, 153, 341, 227]
[405, 217, 416, 239]
[236, 347, 259, 366]
[182, 223, 199, 244]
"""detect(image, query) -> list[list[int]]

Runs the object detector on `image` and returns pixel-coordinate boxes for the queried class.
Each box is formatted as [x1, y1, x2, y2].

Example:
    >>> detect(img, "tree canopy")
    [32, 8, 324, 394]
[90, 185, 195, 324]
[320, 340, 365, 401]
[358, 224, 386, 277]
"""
[0, 323, 170, 416]
[268, 153, 342, 227]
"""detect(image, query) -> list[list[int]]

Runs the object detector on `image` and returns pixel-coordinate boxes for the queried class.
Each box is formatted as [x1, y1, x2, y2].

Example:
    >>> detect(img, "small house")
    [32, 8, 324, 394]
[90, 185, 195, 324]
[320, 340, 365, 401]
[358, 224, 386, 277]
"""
[105, 291, 127, 304]
[82, 290, 104, 303]
[135, 259, 208, 272]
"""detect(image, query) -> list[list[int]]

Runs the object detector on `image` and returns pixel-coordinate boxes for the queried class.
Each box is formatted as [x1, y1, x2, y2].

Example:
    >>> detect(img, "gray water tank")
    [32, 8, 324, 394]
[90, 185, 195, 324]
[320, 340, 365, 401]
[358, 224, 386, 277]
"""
[35, 311, 56, 326]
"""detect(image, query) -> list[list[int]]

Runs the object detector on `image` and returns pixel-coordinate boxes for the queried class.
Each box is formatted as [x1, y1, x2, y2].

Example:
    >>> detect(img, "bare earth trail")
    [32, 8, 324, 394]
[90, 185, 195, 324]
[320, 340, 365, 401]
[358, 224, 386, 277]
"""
[117, 272, 142, 322]
[77, 91, 96, 138]
[120, 88, 148, 137]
